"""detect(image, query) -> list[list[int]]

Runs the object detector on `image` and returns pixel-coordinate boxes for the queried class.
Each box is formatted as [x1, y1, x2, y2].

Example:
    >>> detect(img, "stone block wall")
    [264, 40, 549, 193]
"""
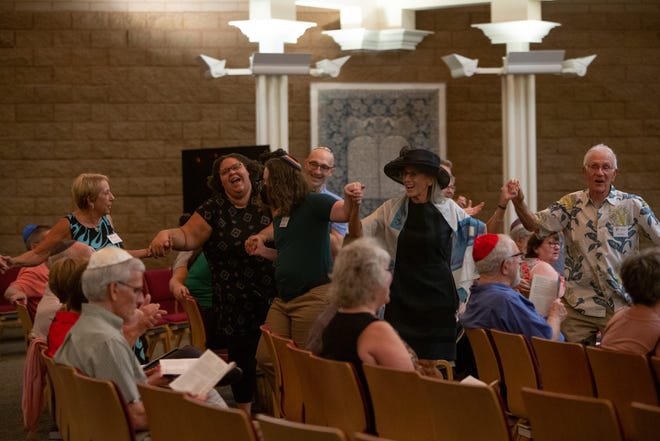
[1, 0, 659, 266]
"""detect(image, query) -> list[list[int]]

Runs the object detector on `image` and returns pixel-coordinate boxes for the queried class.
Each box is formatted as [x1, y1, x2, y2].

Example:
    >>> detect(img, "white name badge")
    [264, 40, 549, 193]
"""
[107, 233, 123, 244]
[279, 216, 290, 228]
[613, 226, 628, 238]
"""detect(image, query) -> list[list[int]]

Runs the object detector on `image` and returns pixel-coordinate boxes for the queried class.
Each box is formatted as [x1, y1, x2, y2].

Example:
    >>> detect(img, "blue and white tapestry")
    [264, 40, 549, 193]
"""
[310, 83, 446, 216]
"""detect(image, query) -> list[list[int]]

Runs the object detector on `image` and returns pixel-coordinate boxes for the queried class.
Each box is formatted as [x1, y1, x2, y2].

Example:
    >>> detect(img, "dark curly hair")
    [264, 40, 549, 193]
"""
[620, 248, 660, 307]
[263, 152, 310, 216]
[206, 153, 264, 196]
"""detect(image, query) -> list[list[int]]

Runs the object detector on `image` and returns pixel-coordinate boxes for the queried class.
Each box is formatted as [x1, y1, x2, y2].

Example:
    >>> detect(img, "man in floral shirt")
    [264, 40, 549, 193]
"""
[507, 144, 660, 344]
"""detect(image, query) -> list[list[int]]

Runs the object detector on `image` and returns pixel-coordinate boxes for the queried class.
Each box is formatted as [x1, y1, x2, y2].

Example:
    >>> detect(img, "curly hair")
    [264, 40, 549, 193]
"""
[264, 155, 310, 216]
[206, 153, 264, 196]
[620, 248, 660, 306]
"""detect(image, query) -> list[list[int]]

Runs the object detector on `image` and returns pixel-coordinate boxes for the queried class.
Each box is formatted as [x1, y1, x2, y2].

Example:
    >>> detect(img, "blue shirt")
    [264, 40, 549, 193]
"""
[320, 186, 348, 236]
[460, 282, 564, 341]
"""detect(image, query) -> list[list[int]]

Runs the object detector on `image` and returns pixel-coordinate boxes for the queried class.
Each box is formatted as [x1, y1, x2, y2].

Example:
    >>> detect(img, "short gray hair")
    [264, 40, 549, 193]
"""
[81, 257, 145, 302]
[583, 143, 618, 169]
[329, 237, 392, 309]
[475, 234, 518, 276]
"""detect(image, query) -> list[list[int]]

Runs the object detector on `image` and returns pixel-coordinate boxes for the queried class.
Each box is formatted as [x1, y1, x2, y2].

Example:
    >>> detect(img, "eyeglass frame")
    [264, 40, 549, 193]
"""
[305, 160, 334, 173]
[116, 280, 144, 296]
[220, 162, 244, 176]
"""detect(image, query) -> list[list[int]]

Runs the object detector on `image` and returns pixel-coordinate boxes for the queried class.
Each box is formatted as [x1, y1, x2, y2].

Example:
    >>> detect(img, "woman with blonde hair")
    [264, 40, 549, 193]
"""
[1, 173, 150, 271]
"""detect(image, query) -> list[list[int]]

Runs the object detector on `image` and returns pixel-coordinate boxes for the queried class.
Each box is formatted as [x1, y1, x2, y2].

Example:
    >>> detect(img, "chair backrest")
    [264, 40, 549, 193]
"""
[421, 376, 512, 441]
[352, 433, 398, 441]
[531, 336, 595, 397]
[464, 328, 502, 385]
[490, 329, 540, 418]
[181, 296, 206, 351]
[521, 387, 624, 441]
[270, 334, 304, 422]
[631, 401, 660, 441]
[256, 414, 348, 441]
[586, 346, 658, 441]
[143, 268, 176, 312]
[650, 355, 660, 394]
[15, 301, 33, 346]
[137, 383, 189, 441]
[362, 364, 432, 441]
[41, 353, 72, 441]
[73, 371, 136, 441]
[259, 325, 283, 417]
[179, 395, 258, 441]
[288, 343, 369, 433]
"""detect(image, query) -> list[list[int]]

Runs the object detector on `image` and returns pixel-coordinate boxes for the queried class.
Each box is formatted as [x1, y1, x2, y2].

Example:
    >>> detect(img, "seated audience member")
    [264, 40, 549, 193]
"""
[460, 234, 567, 341]
[601, 248, 660, 356]
[509, 218, 532, 254]
[319, 237, 415, 433]
[320, 237, 415, 373]
[55, 248, 225, 438]
[31, 241, 94, 339]
[46, 257, 88, 357]
[520, 232, 565, 298]
[4, 224, 51, 318]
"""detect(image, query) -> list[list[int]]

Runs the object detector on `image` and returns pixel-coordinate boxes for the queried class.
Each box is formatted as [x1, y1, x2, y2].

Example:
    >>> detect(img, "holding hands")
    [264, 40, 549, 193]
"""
[344, 182, 365, 205]
[149, 230, 174, 257]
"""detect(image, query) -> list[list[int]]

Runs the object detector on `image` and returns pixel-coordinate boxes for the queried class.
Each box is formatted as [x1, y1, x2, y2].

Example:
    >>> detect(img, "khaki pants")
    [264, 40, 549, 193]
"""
[256, 284, 331, 389]
[560, 297, 615, 345]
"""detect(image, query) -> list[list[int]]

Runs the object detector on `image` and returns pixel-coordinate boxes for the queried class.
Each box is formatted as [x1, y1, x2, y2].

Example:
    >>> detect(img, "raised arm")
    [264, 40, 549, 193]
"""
[329, 182, 364, 223]
[484, 182, 513, 233]
[507, 179, 539, 233]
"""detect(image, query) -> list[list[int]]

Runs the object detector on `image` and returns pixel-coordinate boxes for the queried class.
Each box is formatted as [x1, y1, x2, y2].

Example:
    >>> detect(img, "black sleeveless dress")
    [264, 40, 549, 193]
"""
[385, 200, 458, 360]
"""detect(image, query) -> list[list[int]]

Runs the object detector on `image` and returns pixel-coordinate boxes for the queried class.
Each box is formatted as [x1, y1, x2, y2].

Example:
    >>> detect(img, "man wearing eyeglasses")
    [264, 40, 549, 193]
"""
[507, 144, 660, 345]
[460, 234, 566, 341]
[303, 147, 348, 257]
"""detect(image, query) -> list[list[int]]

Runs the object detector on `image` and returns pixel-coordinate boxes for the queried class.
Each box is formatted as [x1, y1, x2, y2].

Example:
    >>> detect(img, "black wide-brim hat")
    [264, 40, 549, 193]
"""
[383, 147, 451, 189]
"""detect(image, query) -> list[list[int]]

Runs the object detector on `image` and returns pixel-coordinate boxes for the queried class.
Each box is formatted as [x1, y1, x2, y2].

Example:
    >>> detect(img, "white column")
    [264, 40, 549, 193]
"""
[255, 74, 290, 152]
[501, 72, 537, 231]
[255, 75, 268, 146]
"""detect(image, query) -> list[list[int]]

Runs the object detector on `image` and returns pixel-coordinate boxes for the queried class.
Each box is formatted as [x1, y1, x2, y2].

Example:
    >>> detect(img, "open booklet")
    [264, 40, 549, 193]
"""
[161, 349, 237, 396]
[529, 274, 560, 316]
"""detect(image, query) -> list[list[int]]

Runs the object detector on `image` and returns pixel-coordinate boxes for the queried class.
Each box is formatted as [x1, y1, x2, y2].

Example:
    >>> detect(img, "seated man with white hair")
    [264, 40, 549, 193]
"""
[460, 233, 567, 341]
[55, 247, 226, 438]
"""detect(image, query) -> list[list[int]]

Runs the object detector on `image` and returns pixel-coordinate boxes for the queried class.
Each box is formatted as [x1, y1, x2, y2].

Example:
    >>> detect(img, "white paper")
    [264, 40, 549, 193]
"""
[529, 274, 559, 316]
[169, 350, 236, 396]
[158, 358, 197, 376]
[460, 375, 487, 387]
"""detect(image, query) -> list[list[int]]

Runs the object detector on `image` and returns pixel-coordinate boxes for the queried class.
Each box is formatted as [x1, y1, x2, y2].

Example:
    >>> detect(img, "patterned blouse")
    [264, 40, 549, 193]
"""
[535, 187, 660, 317]
[196, 193, 276, 336]
[66, 214, 123, 250]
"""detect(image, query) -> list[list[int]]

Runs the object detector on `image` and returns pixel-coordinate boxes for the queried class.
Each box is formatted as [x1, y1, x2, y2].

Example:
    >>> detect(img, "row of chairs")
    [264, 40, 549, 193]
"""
[466, 328, 660, 441]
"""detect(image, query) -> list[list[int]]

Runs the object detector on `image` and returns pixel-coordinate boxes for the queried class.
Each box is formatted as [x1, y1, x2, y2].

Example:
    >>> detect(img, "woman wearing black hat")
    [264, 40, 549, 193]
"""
[349, 147, 485, 371]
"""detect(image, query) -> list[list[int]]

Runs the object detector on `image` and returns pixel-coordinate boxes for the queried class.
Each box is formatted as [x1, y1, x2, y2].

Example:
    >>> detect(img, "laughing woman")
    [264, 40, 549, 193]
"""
[149, 153, 276, 415]
[348, 147, 485, 374]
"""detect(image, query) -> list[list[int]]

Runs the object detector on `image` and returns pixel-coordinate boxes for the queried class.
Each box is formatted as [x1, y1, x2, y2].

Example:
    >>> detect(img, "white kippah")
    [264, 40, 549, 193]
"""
[86, 247, 133, 269]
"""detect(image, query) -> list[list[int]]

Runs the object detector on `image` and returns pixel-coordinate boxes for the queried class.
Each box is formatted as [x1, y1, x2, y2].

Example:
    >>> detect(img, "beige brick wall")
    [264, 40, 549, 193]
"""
[1, 0, 659, 267]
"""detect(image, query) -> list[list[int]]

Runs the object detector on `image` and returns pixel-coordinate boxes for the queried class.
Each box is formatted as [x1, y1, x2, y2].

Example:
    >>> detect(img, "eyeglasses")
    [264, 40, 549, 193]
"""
[220, 162, 243, 176]
[306, 160, 334, 172]
[116, 281, 144, 296]
[506, 252, 524, 260]
[586, 163, 615, 172]
[545, 241, 561, 248]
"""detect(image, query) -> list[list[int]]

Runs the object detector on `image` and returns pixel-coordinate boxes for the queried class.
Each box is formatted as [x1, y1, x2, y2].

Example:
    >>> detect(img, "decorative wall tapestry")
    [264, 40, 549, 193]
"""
[311, 83, 446, 215]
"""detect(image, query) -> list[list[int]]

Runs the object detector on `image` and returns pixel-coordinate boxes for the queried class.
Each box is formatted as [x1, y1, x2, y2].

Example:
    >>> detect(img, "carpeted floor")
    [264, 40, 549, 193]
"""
[0, 327, 51, 441]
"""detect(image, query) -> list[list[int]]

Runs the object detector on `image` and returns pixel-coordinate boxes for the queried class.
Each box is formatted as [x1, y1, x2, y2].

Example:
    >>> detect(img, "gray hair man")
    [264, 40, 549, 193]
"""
[506, 144, 660, 344]
[303, 147, 348, 256]
[54, 247, 156, 434]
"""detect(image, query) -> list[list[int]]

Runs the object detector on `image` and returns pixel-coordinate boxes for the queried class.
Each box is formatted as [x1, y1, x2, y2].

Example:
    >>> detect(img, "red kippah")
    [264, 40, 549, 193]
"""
[473, 234, 499, 262]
